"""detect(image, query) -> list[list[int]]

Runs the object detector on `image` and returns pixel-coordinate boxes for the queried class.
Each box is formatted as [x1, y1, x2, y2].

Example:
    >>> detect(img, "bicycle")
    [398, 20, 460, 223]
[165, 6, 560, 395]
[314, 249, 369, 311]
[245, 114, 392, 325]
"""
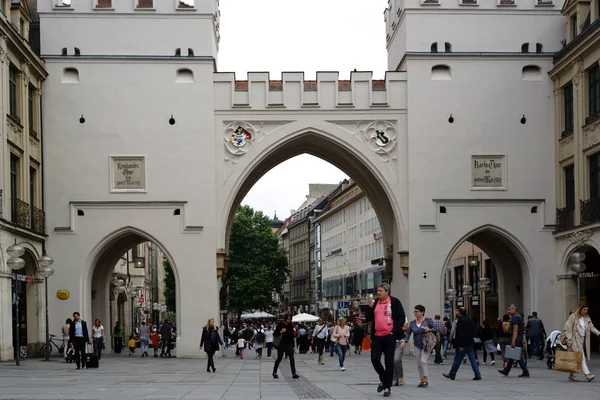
[39, 334, 64, 358]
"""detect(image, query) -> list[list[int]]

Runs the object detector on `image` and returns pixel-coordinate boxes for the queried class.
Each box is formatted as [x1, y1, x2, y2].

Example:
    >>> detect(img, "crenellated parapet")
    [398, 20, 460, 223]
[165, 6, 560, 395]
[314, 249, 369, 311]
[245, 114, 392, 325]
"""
[213, 71, 406, 111]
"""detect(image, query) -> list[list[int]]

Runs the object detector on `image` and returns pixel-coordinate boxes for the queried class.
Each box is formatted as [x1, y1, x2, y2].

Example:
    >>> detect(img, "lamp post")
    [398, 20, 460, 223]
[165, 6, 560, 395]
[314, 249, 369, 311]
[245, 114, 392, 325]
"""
[569, 251, 587, 304]
[446, 287, 457, 319]
[38, 254, 55, 361]
[7, 242, 26, 366]
[127, 286, 137, 336]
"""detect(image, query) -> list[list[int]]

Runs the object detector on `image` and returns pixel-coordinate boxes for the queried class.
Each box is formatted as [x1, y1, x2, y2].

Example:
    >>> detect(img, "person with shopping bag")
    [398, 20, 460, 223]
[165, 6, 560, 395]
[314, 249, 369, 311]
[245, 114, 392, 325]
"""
[563, 303, 600, 382]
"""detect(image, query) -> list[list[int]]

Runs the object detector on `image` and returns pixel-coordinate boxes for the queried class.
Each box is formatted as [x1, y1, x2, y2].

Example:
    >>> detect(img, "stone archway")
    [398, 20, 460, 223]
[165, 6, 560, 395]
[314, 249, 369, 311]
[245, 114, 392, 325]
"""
[86, 227, 179, 352]
[217, 125, 408, 302]
[441, 225, 533, 321]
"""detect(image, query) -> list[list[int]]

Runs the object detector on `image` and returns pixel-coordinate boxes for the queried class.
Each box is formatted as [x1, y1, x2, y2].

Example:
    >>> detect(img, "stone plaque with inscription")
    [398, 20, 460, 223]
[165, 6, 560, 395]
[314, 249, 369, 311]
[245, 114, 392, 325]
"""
[472, 155, 505, 189]
[111, 156, 146, 192]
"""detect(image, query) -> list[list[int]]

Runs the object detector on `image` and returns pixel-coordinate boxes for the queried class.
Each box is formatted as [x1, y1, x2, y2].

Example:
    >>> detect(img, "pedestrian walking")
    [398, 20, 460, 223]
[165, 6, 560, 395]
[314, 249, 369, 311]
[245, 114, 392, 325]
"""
[313, 318, 328, 365]
[564, 303, 600, 382]
[332, 317, 350, 371]
[433, 314, 447, 365]
[498, 304, 530, 378]
[62, 318, 71, 355]
[352, 323, 365, 355]
[442, 307, 482, 381]
[392, 321, 408, 387]
[68, 312, 90, 370]
[237, 336, 246, 359]
[139, 321, 150, 357]
[113, 321, 123, 353]
[481, 319, 496, 365]
[272, 313, 299, 379]
[365, 283, 406, 398]
[200, 318, 223, 372]
[525, 311, 546, 360]
[442, 317, 451, 359]
[401, 304, 437, 388]
[496, 314, 512, 368]
[160, 320, 172, 358]
[265, 324, 274, 358]
[151, 329, 159, 357]
[255, 326, 265, 359]
[91, 319, 105, 361]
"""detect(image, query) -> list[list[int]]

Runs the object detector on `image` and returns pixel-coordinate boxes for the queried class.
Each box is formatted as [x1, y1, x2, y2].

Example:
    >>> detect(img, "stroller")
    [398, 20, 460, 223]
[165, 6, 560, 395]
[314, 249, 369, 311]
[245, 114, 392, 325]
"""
[546, 330, 566, 369]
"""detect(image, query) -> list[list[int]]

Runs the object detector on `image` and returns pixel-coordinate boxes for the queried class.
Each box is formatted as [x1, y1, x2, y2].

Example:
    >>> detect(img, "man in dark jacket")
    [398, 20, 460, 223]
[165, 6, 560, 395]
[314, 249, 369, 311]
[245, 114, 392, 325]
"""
[443, 307, 481, 380]
[365, 282, 406, 398]
[68, 311, 90, 370]
[525, 311, 546, 360]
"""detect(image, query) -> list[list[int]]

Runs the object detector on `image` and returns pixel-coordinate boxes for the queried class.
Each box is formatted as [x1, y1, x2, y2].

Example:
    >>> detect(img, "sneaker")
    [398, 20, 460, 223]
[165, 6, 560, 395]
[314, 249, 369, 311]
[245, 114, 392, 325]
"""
[518, 372, 530, 378]
[377, 383, 384, 393]
[391, 380, 399, 386]
[383, 389, 391, 397]
[568, 374, 579, 382]
[340, 367, 346, 371]
[491, 361, 495, 366]
[483, 361, 487, 365]
[442, 373, 455, 380]
[585, 374, 595, 382]
[398, 378, 404, 386]
[473, 376, 482, 380]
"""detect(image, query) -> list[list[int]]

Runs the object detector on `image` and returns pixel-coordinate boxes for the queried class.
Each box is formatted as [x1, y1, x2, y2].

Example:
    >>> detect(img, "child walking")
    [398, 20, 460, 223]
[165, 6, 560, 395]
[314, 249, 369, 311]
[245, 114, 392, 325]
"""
[237, 336, 246, 359]
[151, 330, 160, 358]
[128, 335, 138, 356]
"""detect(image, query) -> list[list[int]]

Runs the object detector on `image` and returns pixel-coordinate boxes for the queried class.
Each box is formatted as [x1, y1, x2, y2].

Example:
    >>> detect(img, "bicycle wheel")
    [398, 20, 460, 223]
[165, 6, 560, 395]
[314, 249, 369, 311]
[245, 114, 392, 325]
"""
[39, 343, 52, 358]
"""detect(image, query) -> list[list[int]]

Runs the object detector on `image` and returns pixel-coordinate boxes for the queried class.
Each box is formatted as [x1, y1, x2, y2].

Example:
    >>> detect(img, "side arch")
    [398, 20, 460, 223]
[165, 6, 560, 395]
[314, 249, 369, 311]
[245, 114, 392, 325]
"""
[559, 238, 600, 275]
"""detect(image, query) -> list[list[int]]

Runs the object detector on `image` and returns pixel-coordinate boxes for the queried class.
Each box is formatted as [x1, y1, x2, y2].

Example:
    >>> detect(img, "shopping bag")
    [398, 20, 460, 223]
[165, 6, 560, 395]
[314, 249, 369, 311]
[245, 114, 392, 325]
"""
[272, 335, 282, 349]
[554, 350, 582, 373]
[504, 346, 522, 360]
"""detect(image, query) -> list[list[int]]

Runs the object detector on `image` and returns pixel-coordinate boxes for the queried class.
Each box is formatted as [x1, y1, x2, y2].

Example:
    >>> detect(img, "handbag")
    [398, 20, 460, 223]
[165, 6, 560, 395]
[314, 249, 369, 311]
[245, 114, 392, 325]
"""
[330, 326, 339, 344]
[554, 350, 583, 373]
[504, 346, 522, 360]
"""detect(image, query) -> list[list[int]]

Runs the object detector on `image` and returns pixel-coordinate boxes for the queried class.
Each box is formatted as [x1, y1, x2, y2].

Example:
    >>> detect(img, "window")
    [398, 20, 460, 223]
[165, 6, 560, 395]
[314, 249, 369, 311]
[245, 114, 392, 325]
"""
[30, 167, 37, 211]
[521, 43, 529, 53]
[589, 65, 600, 119]
[536, 43, 543, 53]
[178, 0, 194, 8]
[19, 19, 24, 36]
[9, 66, 18, 121]
[590, 152, 600, 199]
[28, 86, 36, 135]
[564, 82, 574, 133]
[444, 42, 452, 52]
[137, 0, 153, 7]
[455, 266, 464, 297]
[96, 0, 111, 7]
[10, 154, 19, 223]
[571, 15, 578, 39]
[431, 42, 438, 53]
[565, 165, 575, 209]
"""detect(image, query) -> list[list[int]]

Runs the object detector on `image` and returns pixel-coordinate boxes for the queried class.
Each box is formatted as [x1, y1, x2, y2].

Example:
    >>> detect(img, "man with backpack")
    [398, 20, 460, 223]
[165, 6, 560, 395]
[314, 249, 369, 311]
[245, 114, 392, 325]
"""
[255, 326, 266, 359]
[313, 318, 329, 365]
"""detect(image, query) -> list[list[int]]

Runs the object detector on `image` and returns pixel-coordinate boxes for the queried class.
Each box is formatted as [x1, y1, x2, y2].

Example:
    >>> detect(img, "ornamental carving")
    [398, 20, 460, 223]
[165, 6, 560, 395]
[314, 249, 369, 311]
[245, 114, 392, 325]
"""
[569, 230, 592, 248]
[362, 121, 398, 160]
[29, 137, 40, 161]
[223, 121, 257, 163]
[583, 127, 600, 150]
[559, 135, 574, 161]
[7, 119, 23, 149]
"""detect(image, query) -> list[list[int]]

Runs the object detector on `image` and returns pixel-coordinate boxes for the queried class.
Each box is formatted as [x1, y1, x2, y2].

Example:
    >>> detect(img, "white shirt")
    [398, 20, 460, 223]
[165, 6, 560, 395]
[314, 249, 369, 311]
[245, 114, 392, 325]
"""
[579, 317, 586, 337]
[92, 325, 103, 339]
[265, 329, 274, 343]
[237, 338, 246, 348]
[313, 324, 328, 339]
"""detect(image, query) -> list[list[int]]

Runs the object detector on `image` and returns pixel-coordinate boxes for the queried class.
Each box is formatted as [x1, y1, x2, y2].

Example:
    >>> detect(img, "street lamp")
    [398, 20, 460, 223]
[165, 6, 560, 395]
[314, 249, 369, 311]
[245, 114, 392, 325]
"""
[38, 254, 55, 361]
[569, 251, 587, 304]
[7, 243, 25, 366]
[127, 286, 138, 335]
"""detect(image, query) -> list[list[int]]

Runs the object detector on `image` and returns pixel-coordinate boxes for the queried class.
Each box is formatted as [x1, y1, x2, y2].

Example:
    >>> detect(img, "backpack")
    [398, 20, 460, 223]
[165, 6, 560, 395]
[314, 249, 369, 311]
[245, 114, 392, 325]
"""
[256, 331, 265, 342]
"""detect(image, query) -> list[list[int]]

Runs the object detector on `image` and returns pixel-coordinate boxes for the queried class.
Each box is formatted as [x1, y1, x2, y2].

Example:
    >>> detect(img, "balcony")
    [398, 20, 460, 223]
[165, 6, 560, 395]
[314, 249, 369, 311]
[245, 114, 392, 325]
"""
[31, 206, 45, 235]
[556, 207, 575, 232]
[11, 198, 30, 230]
[581, 198, 600, 225]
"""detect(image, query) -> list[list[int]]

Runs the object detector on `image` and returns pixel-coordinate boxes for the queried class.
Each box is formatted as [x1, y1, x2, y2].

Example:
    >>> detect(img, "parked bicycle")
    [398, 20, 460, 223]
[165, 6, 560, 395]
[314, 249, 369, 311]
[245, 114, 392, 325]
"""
[39, 334, 64, 358]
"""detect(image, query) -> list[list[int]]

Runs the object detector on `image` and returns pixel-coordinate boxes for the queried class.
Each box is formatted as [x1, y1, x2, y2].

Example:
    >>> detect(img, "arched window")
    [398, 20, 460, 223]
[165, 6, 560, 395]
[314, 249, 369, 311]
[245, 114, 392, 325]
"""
[536, 43, 543, 53]
[521, 43, 529, 53]
[445, 42, 452, 52]
[522, 65, 542, 81]
[431, 65, 451, 80]
[175, 68, 194, 83]
[431, 42, 438, 53]
[62, 67, 79, 83]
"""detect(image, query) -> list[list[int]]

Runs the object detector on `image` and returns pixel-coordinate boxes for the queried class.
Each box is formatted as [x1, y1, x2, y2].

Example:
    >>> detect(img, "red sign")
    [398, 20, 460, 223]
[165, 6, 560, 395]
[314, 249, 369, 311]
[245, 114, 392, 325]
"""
[139, 296, 144, 303]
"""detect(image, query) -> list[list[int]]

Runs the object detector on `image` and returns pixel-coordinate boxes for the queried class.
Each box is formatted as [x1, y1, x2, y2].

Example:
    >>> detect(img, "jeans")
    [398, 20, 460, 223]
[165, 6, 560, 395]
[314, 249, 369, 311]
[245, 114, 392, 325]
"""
[92, 337, 103, 360]
[449, 345, 481, 378]
[529, 336, 541, 359]
[393, 340, 404, 381]
[336, 344, 348, 367]
[330, 340, 335, 356]
[315, 337, 325, 356]
[371, 334, 395, 390]
[441, 335, 449, 359]
[266, 342, 273, 357]
[273, 344, 296, 375]
[140, 338, 149, 355]
[434, 340, 443, 364]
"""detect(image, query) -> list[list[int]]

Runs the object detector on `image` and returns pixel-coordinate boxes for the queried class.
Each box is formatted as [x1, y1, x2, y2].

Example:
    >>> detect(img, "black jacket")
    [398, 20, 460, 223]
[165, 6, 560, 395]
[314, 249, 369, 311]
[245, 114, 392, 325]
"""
[69, 319, 90, 342]
[452, 315, 477, 347]
[200, 327, 223, 353]
[365, 296, 406, 341]
[273, 322, 295, 348]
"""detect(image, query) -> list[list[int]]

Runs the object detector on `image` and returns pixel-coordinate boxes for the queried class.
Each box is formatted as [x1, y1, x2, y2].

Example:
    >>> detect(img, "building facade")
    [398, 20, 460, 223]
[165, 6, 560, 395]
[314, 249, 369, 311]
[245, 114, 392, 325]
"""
[2, 0, 578, 360]
[0, 0, 48, 361]
[551, 0, 600, 352]
[318, 181, 386, 320]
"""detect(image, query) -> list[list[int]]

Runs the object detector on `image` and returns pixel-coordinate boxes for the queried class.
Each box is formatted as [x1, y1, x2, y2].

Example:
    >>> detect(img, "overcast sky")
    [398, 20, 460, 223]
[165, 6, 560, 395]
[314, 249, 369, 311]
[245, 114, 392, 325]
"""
[218, 0, 388, 220]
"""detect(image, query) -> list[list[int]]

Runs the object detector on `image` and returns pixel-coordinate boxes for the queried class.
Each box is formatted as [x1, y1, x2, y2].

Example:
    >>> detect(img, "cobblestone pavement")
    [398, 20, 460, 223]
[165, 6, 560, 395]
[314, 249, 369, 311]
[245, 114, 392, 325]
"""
[0, 349, 599, 399]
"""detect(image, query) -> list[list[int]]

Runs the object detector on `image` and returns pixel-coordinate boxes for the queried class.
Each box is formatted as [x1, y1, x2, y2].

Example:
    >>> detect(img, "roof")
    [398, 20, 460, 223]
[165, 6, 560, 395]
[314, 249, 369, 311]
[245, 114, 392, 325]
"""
[270, 213, 285, 229]
[234, 80, 386, 91]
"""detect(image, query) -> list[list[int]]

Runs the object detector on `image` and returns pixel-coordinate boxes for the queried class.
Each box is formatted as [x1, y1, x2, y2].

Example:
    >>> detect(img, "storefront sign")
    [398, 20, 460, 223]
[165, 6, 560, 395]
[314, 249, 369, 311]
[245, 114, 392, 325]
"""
[57, 290, 70, 300]
[472, 155, 506, 189]
[579, 272, 599, 278]
[13, 274, 35, 284]
[110, 156, 146, 192]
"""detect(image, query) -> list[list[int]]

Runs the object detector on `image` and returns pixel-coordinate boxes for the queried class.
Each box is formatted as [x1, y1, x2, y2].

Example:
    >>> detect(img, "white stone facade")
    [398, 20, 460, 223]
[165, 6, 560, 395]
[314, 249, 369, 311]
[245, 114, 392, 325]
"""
[9, 0, 572, 360]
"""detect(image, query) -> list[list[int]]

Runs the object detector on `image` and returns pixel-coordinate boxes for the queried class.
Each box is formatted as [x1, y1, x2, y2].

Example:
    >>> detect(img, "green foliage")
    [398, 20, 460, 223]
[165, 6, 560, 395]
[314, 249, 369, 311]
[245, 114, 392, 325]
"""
[225, 205, 289, 316]
[163, 256, 176, 312]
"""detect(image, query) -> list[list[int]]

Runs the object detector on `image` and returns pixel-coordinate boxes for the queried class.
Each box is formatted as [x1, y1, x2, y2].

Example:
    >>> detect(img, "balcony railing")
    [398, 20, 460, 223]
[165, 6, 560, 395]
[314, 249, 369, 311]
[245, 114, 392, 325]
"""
[31, 206, 45, 235]
[556, 207, 575, 232]
[581, 198, 600, 225]
[12, 198, 30, 230]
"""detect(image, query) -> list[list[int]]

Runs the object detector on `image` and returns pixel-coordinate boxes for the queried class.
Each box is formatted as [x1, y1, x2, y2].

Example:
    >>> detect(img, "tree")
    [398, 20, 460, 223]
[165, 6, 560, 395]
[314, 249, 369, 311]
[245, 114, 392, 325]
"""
[225, 205, 289, 316]
[163, 256, 176, 313]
